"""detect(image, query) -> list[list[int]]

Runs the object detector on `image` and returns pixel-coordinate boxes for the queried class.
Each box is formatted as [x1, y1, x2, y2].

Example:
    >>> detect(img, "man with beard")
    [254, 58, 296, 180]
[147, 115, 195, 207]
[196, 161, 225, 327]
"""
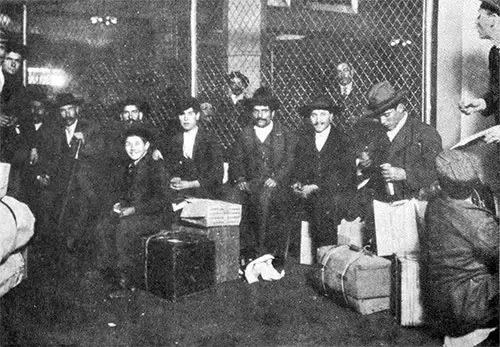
[291, 96, 356, 248]
[42, 93, 104, 253]
[232, 87, 296, 262]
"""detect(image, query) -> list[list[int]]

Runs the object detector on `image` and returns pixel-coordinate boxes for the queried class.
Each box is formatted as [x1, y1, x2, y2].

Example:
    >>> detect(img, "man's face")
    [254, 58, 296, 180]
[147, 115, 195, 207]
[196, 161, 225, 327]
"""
[2, 52, 22, 75]
[252, 105, 273, 128]
[30, 100, 47, 124]
[337, 64, 353, 86]
[310, 109, 332, 133]
[378, 105, 405, 131]
[476, 8, 496, 40]
[59, 104, 79, 127]
[120, 104, 142, 123]
[178, 107, 200, 131]
[228, 77, 245, 96]
[125, 135, 150, 161]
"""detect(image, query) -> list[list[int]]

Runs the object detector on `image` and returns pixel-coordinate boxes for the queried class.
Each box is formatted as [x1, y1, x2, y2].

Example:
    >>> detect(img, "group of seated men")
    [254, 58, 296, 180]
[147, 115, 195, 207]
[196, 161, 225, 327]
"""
[0, 53, 497, 343]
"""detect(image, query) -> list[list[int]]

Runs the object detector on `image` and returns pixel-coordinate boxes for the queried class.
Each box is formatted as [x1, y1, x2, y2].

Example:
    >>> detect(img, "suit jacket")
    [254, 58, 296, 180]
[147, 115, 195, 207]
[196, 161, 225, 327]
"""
[46, 118, 105, 193]
[232, 121, 296, 188]
[484, 46, 500, 125]
[325, 82, 366, 132]
[363, 115, 442, 201]
[119, 154, 170, 216]
[423, 193, 499, 336]
[292, 126, 356, 195]
[165, 126, 223, 198]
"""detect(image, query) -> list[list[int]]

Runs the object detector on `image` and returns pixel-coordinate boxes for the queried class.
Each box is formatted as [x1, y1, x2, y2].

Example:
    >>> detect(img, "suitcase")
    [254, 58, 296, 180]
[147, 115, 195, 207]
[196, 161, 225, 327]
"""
[179, 224, 240, 283]
[144, 231, 215, 301]
[312, 245, 392, 315]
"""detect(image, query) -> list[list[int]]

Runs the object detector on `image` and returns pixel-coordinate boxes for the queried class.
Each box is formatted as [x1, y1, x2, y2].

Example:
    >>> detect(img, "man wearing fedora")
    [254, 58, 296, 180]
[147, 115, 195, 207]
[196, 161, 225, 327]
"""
[42, 93, 104, 253]
[422, 149, 498, 347]
[357, 81, 442, 202]
[291, 96, 356, 248]
[232, 87, 296, 262]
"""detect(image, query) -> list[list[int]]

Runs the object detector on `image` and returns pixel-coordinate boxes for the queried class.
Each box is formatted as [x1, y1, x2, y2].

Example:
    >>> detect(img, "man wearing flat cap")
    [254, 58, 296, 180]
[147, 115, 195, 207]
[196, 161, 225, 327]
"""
[357, 81, 442, 202]
[161, 95, 223, 200]
[291, 96, 356, 248]
[459, 0, 500, 143]
[232, 87, 296, 262]
[422, 149, 499, 347]
[42, 93, 105, 252]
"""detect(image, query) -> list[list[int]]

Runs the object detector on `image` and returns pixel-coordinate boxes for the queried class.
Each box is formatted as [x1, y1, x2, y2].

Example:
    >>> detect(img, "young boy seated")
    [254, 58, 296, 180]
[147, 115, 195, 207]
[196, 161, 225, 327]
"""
[96, 125, 173, 299]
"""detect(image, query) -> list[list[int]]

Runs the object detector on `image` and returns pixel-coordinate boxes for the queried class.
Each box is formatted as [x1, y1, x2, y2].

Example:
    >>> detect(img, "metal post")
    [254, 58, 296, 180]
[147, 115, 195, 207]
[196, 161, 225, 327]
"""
[422, 0, 434, 125]
[22, 4, 27, 87]
[190, 0, 197, 97]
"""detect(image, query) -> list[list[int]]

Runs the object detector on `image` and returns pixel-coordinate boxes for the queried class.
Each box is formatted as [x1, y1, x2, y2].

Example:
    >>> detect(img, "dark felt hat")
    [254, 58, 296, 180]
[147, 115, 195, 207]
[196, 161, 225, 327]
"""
[54, 93, 83, 108]
[123, 124, 154, 143]
[435, 149, 480, 184]
[246, 87, 280, 111]
[299, 96, 342, 118]
[227, 71, 249, 88]
[364, 81, 406, 118]
[481, 0, 500, 14]
[120, 97, 149, 114]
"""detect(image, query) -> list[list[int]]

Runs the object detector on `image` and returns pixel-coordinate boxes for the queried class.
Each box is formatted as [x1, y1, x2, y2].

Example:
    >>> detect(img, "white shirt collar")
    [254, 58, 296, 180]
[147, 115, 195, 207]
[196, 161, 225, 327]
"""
[254, 121, 274, 143]
[386, 113, 408, 142]
[315, 124, 331, 151]
[340, 82, 353, 96]
[65, 120, 78, 145]
[230, 93, 245, 105]
[182, 126, 199, 159]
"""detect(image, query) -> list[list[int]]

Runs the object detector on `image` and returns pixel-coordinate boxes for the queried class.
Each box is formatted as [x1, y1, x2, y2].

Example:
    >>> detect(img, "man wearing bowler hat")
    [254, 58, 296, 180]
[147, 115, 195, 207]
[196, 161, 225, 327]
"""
[42, 93, 104, 253]
[291, 96, 356, 248]
[232, 87, 296, 262]
[357, 81, 442, 202]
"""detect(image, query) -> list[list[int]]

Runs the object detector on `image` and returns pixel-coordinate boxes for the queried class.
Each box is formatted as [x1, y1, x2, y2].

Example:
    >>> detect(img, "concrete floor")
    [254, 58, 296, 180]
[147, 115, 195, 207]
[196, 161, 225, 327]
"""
[1, 242, 442, 347]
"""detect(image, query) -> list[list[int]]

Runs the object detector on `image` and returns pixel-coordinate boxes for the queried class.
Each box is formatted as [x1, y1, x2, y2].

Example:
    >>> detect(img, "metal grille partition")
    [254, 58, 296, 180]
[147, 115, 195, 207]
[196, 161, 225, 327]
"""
[197, 0, 425, 149]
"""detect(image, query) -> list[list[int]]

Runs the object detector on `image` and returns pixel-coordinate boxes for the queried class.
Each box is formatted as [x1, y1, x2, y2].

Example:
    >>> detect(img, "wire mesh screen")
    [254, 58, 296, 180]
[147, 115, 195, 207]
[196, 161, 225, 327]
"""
[197, 0, 424, 147]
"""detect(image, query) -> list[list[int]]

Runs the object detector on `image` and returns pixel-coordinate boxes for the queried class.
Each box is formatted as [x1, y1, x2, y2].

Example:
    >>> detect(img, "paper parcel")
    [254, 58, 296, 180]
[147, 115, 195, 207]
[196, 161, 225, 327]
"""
[180, 199, 242, 227]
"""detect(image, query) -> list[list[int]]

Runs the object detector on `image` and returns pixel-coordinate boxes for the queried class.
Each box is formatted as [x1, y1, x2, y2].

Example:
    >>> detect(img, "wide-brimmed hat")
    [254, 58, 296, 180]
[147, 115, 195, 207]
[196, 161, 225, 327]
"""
[364, 81, 406, 118]
[299, 96, 342, 118]
[54, 93, 83, 108]
[481, 0, 500, 14]
[246, 87, 280, 111]
[435, 149, 480, 184]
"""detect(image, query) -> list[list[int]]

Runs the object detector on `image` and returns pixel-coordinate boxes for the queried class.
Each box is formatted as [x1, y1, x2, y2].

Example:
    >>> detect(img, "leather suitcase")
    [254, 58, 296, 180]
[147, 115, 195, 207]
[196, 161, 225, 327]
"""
[144, 231, 215, 301]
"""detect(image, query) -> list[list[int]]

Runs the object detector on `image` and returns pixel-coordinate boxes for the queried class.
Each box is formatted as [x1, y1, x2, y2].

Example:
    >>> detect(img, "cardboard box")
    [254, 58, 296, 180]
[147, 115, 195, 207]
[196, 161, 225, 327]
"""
[144, 231, 215, 301]
[180, 198, 242, 227]
[179, 225, 240, 283]
[315, 245, 391, 314]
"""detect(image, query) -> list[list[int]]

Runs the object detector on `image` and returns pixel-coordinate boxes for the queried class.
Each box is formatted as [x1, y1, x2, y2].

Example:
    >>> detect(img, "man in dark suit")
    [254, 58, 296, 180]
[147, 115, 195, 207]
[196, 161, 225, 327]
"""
[325, 62, 366, 131]
[291, 96, 356, 248]
[164, 96, 223, 199]
[357, 81, 443, 202]
[42, 93, 105, 252]
[232, 87, 296, 260]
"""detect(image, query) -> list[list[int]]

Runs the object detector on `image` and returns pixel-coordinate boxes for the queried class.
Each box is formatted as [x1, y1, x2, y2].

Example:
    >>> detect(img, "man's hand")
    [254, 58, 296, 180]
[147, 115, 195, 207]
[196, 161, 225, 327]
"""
[30, 148, 39, 165]
[119, 206, 136, 218]
[264, 178, 277, 188]
[483, 125, 500, 143]
[299, 184, 319, 198]
[152, 149, 164, 161]
[170, 177, 200, 190]
[357, 149, 372, 169]
[0, 114, 15, 127]
[291, 182, 303, 195]
[73, 131, 85, 144]
[237, 180, 250, 192]
[36, 174, 50, 186]
[458, 97, 487, 115]
[380, 163, 406, 181]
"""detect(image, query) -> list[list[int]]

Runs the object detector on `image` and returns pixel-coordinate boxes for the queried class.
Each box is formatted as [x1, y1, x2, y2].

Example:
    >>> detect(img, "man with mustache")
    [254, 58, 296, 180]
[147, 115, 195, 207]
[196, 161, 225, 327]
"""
[291, 96, 356, 248]
[232, 87, 296, 263]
